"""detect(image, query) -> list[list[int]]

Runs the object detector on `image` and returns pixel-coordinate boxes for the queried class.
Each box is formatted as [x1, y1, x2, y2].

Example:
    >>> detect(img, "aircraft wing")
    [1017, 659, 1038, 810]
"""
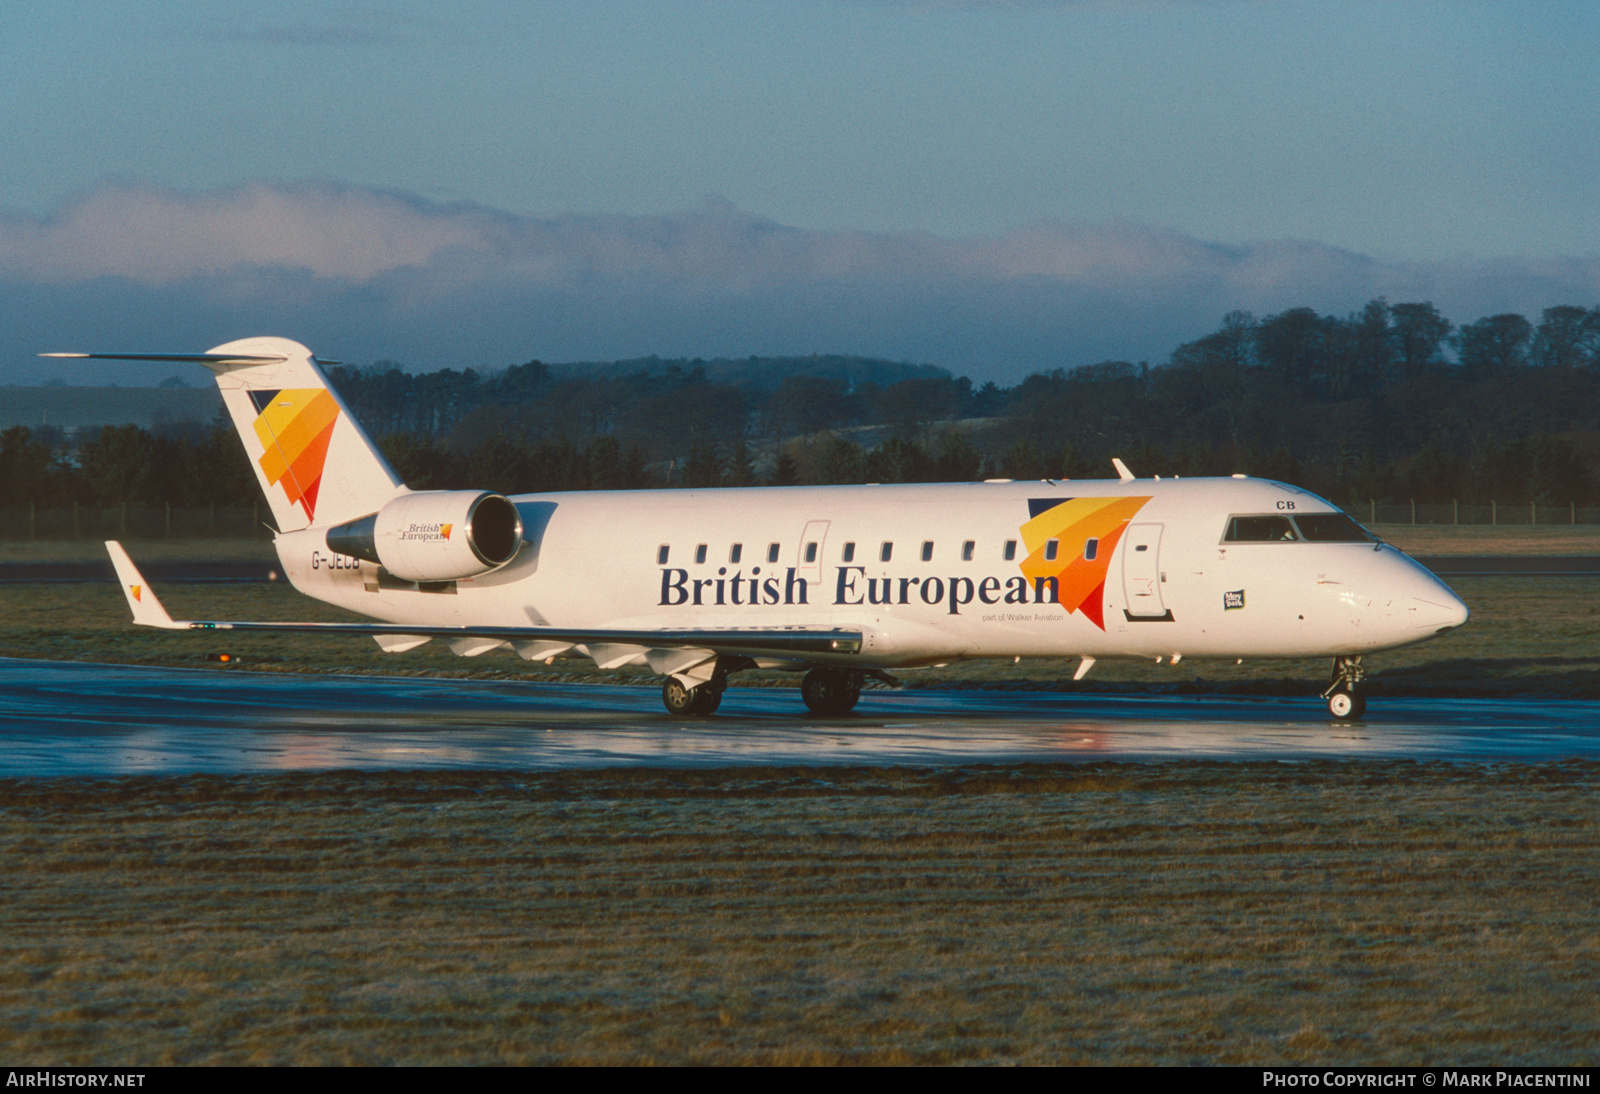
[105, 542, 861, 660]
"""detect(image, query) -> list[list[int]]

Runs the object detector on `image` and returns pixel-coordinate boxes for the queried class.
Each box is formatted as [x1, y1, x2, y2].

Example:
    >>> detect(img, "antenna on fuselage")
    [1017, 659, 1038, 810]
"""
[1111, 457, 1135, 483]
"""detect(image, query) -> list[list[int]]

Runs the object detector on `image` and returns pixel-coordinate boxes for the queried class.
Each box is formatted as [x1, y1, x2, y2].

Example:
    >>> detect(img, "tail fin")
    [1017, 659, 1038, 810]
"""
[204, 337, 403, 530]
[48, 337, 404, 530]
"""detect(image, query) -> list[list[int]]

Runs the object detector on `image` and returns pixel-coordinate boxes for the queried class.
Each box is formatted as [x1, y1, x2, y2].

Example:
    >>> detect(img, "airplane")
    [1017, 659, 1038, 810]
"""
[48, 336, 1470, 721]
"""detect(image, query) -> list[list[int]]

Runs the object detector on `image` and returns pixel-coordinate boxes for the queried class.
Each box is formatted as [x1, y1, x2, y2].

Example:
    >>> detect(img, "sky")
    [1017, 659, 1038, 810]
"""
[3, 0, 1598, 386]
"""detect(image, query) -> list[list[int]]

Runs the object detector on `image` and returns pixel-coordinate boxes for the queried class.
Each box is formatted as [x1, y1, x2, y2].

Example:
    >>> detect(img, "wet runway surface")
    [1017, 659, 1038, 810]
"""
[2, 657, 1597, 776]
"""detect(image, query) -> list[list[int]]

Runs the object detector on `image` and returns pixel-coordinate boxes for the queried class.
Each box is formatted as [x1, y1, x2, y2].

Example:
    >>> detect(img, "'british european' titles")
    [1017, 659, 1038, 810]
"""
[659, 565, 1071, 615]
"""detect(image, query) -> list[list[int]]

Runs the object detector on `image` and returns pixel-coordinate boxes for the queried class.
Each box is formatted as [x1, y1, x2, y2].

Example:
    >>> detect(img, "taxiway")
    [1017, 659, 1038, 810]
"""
[1, 657, 1595, 776]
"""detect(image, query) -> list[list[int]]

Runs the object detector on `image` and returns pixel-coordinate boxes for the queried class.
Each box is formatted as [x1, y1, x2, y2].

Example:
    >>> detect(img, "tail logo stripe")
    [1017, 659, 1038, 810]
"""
[1019, 496, 1151, 630]
[251, 388, 340, 522]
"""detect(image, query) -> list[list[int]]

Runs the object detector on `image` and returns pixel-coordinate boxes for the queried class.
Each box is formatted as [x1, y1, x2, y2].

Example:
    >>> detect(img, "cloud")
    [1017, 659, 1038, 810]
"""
[5, 180, 1599, 385]
[0, 182, 493, 283]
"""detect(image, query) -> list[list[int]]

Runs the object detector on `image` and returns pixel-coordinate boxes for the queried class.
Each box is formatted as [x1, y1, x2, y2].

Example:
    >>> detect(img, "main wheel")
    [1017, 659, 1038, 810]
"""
[1327, 689, 1366, 721]
[801, 668, 862, 715]
[690, 684, 723, 715]
[662, 677, 697, 716]
[664, 677, 722, 716]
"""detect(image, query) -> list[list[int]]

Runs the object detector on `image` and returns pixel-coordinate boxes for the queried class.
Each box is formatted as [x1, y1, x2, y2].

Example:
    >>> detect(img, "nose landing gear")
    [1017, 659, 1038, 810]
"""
[1322, 656, 1367, 720]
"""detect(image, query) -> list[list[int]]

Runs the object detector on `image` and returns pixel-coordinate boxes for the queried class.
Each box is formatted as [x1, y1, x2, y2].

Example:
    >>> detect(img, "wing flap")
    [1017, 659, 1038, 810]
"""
[106, 543, 862, 660]
[195, 620, 863, 659]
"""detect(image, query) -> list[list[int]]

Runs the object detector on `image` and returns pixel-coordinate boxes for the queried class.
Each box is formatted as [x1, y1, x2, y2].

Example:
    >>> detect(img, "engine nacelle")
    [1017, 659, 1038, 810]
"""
[325, 491, 524, 582]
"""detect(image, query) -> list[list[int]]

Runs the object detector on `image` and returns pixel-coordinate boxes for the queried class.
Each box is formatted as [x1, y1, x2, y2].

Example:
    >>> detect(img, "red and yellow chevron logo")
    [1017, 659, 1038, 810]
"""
[250, 388, 339, 522]
[1019, 496, 1151, 630]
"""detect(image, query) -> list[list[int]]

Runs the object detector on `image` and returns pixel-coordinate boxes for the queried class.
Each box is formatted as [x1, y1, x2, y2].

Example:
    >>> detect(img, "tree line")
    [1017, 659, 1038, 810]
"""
[2, 299, 1596, 513]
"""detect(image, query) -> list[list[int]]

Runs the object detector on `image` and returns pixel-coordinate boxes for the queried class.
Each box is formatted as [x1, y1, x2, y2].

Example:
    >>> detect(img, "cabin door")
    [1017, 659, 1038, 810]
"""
[797, 519, 831, 587]
[1121, 522, 1170, 619]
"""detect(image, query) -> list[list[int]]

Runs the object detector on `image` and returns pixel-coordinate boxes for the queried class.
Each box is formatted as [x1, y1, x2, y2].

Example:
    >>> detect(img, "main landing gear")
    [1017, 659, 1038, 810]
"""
[800, 667, 863, 716]
[1322, 656, 1367, 721]
[658, 661, 872, 717]
[662, 674, 723, 716]
[656, 665, 870, 716]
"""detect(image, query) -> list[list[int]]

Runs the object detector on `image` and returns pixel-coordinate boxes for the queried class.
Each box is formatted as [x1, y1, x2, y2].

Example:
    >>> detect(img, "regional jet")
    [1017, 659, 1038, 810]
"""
[50, 338, 1469, 720]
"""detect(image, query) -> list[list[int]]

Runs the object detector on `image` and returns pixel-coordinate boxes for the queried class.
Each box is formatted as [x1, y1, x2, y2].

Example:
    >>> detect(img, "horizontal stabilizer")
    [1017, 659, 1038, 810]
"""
[41, 351, 340, 366]
[50, 339, 391, 533]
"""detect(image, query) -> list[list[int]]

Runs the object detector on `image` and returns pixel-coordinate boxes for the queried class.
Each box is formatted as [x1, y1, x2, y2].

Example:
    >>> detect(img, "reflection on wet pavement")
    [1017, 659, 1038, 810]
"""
[2, 657, 1596, 776]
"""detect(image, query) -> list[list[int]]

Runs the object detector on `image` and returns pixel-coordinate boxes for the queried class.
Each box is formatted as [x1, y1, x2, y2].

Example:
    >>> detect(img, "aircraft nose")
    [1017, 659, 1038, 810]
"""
[1399, 558, 1470, 635]
[1409, 588, 1469, 635]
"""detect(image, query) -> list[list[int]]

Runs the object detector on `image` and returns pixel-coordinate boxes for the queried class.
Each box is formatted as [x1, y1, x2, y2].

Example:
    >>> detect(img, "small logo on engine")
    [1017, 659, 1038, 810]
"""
[399, 523, 451, 542]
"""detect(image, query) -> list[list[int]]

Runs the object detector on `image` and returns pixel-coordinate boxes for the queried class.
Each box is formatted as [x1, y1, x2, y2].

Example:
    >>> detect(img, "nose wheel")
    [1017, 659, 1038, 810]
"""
[1326, 688, 1366, 720]
[1322, 657, 1367, 720]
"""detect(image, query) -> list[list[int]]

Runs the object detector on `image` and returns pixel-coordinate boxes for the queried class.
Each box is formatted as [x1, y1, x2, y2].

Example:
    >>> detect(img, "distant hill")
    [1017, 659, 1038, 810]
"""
[0, 386, 224, 434]
[545, 354, 948, 393]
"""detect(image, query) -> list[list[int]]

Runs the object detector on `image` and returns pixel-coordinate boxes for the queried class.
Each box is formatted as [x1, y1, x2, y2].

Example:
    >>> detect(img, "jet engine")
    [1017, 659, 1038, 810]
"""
[324, 491, 524, 582]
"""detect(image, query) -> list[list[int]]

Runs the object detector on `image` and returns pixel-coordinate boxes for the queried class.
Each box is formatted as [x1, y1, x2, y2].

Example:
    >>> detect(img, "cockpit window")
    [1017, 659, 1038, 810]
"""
[1224, 515, 1298, 542]
[1293, 513, 1374, 542]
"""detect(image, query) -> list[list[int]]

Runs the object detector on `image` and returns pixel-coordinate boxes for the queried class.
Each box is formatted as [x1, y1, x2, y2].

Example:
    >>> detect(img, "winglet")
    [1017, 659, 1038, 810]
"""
[1111, 457, 1135, 483]
[105, 541, 183, 629]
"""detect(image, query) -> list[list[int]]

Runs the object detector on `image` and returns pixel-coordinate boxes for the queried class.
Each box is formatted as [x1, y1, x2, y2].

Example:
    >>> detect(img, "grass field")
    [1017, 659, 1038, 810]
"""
[1369, 524, 1600, 556]
[0, 539, 278, 563]
[0, 763, 1594, 1065]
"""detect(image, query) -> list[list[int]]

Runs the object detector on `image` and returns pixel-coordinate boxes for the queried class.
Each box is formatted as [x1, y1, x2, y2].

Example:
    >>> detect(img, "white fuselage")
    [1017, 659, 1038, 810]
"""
[274, 476, 1469, 670]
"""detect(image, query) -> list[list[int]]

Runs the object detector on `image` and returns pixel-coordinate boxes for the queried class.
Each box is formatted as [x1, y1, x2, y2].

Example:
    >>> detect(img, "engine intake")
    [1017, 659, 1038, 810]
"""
[326, 491, 524, 582]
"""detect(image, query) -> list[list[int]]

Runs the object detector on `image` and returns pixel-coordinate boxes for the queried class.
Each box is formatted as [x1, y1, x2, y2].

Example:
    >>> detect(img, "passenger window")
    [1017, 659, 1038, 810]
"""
[1003, 540, 1017, 561]
[1044, 538, 1059, 562]
[921, 541, 934, 562]
[805, 542, 818, 563]
[657, 545, 670, 565]
[1224, 516, 1298, 542]
[767, 543, 780, 563]
[961, 540, 974, 561]
[842, 542, 856, 562]
[695, 544, 708, 564]
[1084, 538, 1098, 561]
[881, 542, 893, 562]
[729, 543, 742, 563]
